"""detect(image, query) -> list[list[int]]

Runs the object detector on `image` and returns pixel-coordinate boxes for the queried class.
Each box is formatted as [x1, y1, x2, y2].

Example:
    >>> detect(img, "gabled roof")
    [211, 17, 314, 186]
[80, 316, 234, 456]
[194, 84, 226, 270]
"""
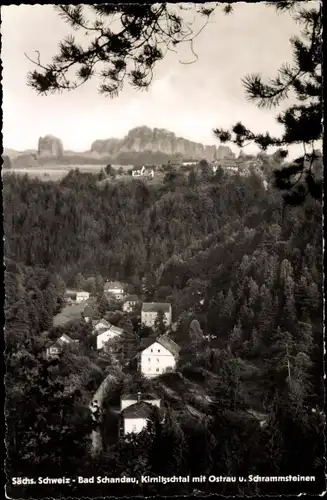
[92, 319, 111, 329]
[97, 324, 124, 338]
[58, 333, 74, 344]
[121, 392, 160, 401]
[140, 334, 159, 350]
[108, 325, 124, 336]
[124, 295, 140, 302]
[121, 401, 157, 419]
[50, 333, 79, 348]
[156, 334, 180, 357]
[141, 302, 171, 313]
[141, 334, 180, 357]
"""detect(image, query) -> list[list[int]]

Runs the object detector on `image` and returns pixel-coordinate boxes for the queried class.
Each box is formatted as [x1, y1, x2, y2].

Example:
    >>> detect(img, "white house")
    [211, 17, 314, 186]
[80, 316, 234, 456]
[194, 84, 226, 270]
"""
[121, 401, 158, 435]
[96, 324, 124, 350]
[140, 334, 180, 378]
[132, 166, 154, 179]
[76, 291, 90, 303]
[182, 161, 197, 166]
[64, 289, 90, 304]
[141, 302, 172, 328]
[104, 281, 126, 301]
[122, 295, 140, 312]
[120, 391, 161, 411]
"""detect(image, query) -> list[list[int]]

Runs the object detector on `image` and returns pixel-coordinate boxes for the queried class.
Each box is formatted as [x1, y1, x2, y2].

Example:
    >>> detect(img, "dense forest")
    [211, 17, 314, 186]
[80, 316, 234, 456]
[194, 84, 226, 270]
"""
[4, 164, 324, 497]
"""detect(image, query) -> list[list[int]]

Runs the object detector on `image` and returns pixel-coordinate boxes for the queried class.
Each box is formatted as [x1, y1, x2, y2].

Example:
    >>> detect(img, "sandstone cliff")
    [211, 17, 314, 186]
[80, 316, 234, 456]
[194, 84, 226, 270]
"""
[7, 127, 236, 166]
[38, 135, 64, 159]
[2, 155, 12, 169]
[90, 126, 234, 161]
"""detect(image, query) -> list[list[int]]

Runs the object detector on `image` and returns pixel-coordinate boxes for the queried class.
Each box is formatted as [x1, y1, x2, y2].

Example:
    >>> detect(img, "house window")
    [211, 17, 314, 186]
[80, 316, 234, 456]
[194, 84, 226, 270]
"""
[157, 359, 159, 362]
[132, 425, 137, 432]
[151, 349, 153, 353]
[158, 349, 160, 352]
[50, 347, 58, 354]
[156, 368, 160, 372]
[148, 358, 151, 362]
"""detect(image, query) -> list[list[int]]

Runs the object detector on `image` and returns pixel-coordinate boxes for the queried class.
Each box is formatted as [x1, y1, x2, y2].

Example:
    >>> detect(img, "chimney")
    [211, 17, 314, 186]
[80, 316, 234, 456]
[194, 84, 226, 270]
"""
[137, 391, 141, 403]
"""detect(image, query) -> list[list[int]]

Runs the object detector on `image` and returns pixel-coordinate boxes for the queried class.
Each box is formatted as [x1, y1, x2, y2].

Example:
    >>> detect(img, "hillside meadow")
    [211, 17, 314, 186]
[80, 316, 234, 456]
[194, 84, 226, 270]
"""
[5, 164, 133, 181]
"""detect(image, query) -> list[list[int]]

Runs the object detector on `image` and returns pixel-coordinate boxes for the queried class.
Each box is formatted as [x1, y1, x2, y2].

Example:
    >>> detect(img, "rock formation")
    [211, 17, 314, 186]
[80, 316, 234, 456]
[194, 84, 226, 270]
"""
[38, 135, 64, 159]
[91, 126, 234, 161]
[12, 153, 39, 168]
[2, 155, 12, 169]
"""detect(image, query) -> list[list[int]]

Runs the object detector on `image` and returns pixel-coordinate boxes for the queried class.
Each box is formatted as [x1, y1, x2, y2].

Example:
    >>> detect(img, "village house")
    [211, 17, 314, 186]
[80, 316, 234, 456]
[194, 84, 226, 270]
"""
[132, 165, 154, 179]
[122, 295, 140, 313]
[120, 392, 163, 436]
[46, 333, 78, 359]
[140, 334, 180, 378]
[182, 161, 198, 166]
[96, 324, 125, 350]
[92, 318, 111, 333]
[141, 302, 172, 328]
[65, 289, 90, 304]
[104, 281, 126, 301]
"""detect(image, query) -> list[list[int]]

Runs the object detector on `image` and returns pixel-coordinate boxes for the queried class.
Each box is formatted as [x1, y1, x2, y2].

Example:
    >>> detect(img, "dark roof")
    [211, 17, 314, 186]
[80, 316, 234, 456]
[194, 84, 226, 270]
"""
[140, 334, 180, 357]
[121, 401, 157, 419]
[124, 295, 140, 302]
[157, 335, 180, 356]
[141, 302, 171, 313]
[121, 392, 160, 401]
[140, 334, 159, 350]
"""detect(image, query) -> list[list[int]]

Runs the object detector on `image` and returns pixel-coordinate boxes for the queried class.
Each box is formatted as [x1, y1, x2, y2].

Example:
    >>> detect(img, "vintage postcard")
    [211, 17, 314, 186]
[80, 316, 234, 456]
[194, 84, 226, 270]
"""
[2, 2, 324, 498]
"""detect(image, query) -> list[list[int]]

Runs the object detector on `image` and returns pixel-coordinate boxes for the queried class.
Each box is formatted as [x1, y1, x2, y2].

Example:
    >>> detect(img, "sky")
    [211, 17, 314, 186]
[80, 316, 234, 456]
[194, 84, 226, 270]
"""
[1, 3, 311, 154]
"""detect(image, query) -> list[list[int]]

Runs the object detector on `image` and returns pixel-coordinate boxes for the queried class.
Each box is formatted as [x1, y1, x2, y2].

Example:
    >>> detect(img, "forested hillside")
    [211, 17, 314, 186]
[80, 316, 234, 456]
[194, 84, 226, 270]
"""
[4, 166, 324, 496]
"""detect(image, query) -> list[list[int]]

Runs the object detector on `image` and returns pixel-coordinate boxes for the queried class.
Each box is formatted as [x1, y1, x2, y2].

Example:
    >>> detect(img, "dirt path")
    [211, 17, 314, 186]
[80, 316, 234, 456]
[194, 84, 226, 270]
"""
[90, 368, 124, 457]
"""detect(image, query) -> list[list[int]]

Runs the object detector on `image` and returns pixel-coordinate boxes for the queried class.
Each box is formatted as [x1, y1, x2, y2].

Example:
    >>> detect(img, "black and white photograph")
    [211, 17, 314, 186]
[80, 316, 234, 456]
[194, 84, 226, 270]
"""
[2, 1, 324, 498]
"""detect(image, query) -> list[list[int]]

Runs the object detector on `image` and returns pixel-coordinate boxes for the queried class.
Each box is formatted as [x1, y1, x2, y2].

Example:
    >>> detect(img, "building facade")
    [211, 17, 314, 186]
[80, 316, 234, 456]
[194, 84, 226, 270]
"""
[141, 302, 172, 328]
[140, 335, 180, 378]
[104, 281, 126, 301]
[122, 295, 140, 312]
[96, 324, 124, 350]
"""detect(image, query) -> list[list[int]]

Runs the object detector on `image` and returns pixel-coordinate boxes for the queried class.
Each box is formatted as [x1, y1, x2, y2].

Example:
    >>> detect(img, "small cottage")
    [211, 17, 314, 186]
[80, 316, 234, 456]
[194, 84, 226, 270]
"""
[96, 324, 124, 350]
[104, 281, 126, 301]
[132, 166, 154, 179]
[46, 333, 78, 359]
[122, 295, 140, 312]
[65, 289, 90, 304]
[92, 319, 111, 332]
[120, 397, 163, 437]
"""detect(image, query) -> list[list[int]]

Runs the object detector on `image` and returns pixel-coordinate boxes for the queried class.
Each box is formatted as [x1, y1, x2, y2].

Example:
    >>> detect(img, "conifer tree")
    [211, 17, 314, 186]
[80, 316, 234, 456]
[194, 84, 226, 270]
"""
[214, 2, 322, 205]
